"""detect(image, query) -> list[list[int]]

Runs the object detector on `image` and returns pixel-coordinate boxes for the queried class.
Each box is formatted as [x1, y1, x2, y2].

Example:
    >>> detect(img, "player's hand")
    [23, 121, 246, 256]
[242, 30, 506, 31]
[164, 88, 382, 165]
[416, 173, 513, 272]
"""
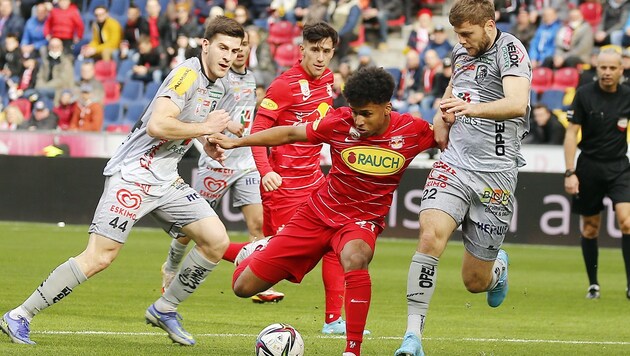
[433, 114, 450, 151]
[204, 109, 230, 135]
[261, 172, 282, 192]
[207, 132, 239, 149]
[203, 137, 226, 165]
[440, 97, 475, 121]
[564, 175, 579, 196]
[226, 121, 244, 137]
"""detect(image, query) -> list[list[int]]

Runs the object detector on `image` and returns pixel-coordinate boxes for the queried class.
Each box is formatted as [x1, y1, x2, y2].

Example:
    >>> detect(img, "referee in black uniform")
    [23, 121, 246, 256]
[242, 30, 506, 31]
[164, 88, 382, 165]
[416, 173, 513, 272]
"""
[564, 48, 630, 300]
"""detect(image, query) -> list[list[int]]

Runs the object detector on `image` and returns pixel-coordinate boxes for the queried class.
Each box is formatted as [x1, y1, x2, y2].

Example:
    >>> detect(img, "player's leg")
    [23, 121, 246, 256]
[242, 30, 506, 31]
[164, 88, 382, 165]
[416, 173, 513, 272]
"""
[161, 236, 191, 293]
[320, 251, 346, 333]
[232, 169, 264, 240]
[614, 202, 630, 298]
[240, 203, 264, 240]
[335, 223, 377, 356]
[580, 214, 602, 298]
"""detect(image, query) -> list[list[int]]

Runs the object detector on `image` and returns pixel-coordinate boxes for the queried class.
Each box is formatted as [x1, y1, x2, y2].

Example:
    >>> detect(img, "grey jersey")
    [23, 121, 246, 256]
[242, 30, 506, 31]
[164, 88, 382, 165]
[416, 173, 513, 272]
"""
[199, 68, 257, 170]
[104, 56, 226, 193]
[440, 31, 532, 172]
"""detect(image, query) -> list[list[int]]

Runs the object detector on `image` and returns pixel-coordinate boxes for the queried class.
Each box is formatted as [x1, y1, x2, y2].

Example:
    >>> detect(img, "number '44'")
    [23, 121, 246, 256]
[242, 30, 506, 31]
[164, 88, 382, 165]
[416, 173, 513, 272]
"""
[109, 217, 128, 232]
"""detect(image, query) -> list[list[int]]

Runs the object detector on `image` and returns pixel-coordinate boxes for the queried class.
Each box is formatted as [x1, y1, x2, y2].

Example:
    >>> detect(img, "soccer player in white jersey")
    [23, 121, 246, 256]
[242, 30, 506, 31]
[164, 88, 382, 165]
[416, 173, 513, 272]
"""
[0, 17, 244, 346]
[395, 1, 532, 355]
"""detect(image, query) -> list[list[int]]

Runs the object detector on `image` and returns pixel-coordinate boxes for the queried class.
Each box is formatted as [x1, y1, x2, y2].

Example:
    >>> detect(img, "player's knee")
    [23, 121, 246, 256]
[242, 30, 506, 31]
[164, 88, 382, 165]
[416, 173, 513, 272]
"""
[462, 275, 488, 293]
[232, 279, 256, 298]
[418, 230, 445, 255]
[619, 215, 630, 234]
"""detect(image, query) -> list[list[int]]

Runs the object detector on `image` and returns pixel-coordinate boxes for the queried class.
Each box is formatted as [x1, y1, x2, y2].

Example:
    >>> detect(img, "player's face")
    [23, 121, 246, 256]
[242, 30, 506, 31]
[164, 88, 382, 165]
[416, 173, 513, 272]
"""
[596, 53, 624, 91]
[453, 20, 494, 57]
[350, 102, 392, 137]
[300, 38, 335, 79]
[232, 32, 251, 71]
[201, 34, 243, 81]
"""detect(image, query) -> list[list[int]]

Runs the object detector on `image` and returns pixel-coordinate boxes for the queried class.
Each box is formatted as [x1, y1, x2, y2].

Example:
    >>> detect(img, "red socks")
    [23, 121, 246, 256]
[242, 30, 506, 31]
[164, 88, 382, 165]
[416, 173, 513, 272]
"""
[322, 251, 345, 323]
[344, 269, 371, 356]
[223, 242, 248, 263]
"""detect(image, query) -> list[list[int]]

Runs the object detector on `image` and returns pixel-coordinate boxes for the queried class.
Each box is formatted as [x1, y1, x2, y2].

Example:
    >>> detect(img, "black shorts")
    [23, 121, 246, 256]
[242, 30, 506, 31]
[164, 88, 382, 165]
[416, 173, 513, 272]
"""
[572, 155, 630, 216]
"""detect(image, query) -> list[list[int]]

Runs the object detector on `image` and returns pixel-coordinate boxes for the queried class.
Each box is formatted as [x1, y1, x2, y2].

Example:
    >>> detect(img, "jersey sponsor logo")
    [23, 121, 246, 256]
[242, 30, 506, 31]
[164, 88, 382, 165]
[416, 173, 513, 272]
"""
[617, 117, 628, 132]
[312, 118, 321, 130]
[317, 102, 330, 119]
[475, 65, 488, 84]
[260, 98, 278, 110]
[481, 187, 511, 206]
[203, 177, 227, 193]
[168, 67, 197, 96]
[502, 41, 524, 69]
[476, 221, 509, 235]
[341, 146, 405, 176]
[326, 83, 333, 97]
[495, 121, 506, 156]
[116, 189, 142, 209]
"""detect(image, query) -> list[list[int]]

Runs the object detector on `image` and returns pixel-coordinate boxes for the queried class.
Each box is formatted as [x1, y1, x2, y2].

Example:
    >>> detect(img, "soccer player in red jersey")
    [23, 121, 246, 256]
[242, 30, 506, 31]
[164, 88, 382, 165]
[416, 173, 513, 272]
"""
[210, 67, 436, 356]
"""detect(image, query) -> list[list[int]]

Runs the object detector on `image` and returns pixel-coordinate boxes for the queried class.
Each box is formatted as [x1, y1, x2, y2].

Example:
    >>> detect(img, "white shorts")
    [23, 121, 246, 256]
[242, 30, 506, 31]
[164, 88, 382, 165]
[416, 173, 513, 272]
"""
[193, 167, 261, 209]
[419, 161, 518, 260]
[89, 172, 216, 243]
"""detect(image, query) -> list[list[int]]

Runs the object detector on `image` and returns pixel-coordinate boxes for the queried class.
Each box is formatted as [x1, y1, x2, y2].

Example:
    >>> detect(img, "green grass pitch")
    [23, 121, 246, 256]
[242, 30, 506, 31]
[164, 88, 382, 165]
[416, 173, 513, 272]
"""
[0, 221, 629, 355]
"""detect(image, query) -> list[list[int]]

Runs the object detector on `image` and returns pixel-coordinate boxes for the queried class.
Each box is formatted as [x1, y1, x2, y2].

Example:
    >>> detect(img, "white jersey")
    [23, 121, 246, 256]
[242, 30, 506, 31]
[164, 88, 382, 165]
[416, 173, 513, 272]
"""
[440, 31, 532, 172]
[199, 68, 257, 170]
[104, 56, 226, 195]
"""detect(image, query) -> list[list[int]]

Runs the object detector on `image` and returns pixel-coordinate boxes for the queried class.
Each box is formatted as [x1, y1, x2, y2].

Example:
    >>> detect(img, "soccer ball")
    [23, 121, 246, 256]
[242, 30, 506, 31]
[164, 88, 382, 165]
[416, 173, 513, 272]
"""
[255, 323, 305, 356]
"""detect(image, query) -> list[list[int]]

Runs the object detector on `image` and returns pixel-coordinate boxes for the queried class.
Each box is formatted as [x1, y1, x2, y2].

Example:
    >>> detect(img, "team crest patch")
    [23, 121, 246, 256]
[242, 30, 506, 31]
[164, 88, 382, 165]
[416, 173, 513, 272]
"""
[260, 98, 278, 110]
[326, 83, 333, 97]
[389, 136, 404, 149]
[299, 79, 311, 98]
[168, 67, 197, 96]
[617, 118, 628, 132]
[475, 65, 488, 84]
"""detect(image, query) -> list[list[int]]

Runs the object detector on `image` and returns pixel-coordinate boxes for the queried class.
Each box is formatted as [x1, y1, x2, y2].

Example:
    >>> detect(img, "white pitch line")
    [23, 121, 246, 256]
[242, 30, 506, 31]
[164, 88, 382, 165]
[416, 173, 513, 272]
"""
[31, 330, 630, 345]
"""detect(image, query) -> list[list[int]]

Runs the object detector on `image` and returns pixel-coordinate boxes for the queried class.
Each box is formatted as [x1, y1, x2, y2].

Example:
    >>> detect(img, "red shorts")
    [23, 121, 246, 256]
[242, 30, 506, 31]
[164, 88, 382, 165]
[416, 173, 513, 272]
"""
[249, 204, 381, 284]
[261, 191, 306, 236]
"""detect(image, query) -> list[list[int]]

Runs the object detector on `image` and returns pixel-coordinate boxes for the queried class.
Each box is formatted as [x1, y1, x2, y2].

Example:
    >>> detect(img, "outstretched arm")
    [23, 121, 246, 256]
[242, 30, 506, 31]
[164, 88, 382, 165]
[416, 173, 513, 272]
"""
[209, 125, 308, 149]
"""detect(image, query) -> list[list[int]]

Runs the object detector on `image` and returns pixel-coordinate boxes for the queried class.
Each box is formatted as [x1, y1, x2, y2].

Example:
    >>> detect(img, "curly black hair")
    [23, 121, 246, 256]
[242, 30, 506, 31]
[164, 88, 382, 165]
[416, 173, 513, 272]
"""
[343, 67, 395, 107]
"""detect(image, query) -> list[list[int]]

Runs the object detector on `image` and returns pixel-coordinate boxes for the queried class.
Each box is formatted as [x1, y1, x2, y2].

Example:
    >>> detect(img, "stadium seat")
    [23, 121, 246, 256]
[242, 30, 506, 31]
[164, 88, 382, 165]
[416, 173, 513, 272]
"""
[110, 0, 129, 18]
[103, 102, 123, 126]
[274, 43, 301, 70]
[94, 60, 117, 81]
[119, 80, 145, 108]
[384, 67, 402, 91]
[143, 81, 161, 101]
[105, 123, 132, 133]
[531, 67, 553, 94]
[124, 101, 147, 124]
[539, 89, 566, 111]
[116, 58, 135, 83]
[579, 2, 603, 30]
[82, 0, 109, 23]
[349, 25, 365, 49]
[267, 21, 296, 55]
[530, 90, 538, 105]
[551, 67, 579, 91]
[420, 108, 437, 123]
[102, 80, 121, 104]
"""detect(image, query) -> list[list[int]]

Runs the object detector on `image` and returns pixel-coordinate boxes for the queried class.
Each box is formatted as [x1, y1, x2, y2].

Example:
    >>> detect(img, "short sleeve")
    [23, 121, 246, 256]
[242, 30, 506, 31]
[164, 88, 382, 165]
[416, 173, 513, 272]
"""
[567, 89, 586, 125]
[496, 37, 532, 80]
[257, 78, 292, 120]
[158, 66, 199, 111]
[306, 107, 347, 145]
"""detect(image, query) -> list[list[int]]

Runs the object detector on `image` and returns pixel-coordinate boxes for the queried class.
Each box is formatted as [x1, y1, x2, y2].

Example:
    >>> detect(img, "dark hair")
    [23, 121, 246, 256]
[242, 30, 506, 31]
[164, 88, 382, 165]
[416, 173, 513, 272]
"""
[302, 22, 339, 47]
[94, 5, 107, 13]
[204, 16, 245, 42]
[449, 0, 495, 27]
[532, 103, 551, 113]
[343, 67, 395, 107]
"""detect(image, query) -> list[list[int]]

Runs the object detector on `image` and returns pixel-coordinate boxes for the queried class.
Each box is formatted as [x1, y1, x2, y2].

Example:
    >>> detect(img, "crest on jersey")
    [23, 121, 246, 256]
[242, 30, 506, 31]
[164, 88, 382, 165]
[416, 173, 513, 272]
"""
[475, 65, 488, 84]
[389, 136, 404, 149]
[618, 117, 628, 132]
[326, 83, 333, 97]
[299, 79, 311, 99]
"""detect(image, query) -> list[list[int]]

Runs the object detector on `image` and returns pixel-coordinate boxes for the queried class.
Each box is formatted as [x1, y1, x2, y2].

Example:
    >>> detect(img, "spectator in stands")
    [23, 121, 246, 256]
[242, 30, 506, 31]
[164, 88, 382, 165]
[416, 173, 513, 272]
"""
[419, 49, 442, 110]
[20, 2, 50, 58]
[81, 6, 123, 61]
[284, 0, 311, 24]
[406, 9, 433, 55]
[528, 0, 569, 24]
[233, 5, 254, 27]
[70, 84, 104, 132]
[304, 0, 331, 25]
[356, 45, 376, 70]
[429, 57, 452, 110]
[523, 103, 566, 145]
[0, 0, 25, 43]
[247, 25, 276, 87]
[222, 0, 238, 19]
[424, 25, 453, 64]
[269, 0, 299, 24]
[511, 8, 535, 50]
[23, 100, 59, 130]
[545, 8, 593, 69]
[392, 49, 422, 116]
[493, 0, 518, 29]
[143, 0, 172, 53]
[529, 7, 562, 68]
[249, 0, 274, 25]
[362, 0, 403, 52]
[193, 0, 226, 25]
[330, 0, 361, 64]
[0, 105, 26, 130]
[43, 0, 84, 54]
[0, 34, 23, 81]
[122, 4, 148, 56]
[75, 61, 104, 104]
[54, 89, 76, 130]
[168, 33, 199, 70]
[132, 35, 166, 83]
[578, 47, 600, 87]
[169, 3, 202, 57]
[35, 37, 74, 104]
[331, 70, 348, 108]
[6, 52, 39, 102]
[594, 0, 630, 47]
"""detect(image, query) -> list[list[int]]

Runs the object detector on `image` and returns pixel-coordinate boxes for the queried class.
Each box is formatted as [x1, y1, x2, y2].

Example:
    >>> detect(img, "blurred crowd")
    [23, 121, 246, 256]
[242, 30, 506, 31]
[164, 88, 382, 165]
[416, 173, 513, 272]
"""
[1, 0, 630, 139]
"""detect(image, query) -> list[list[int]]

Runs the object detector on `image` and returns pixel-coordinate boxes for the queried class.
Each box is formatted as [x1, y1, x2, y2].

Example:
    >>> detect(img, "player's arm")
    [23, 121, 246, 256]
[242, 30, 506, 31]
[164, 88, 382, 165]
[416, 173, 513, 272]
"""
[563, 122, 580, 195]
[441, 75, 530, 120]
[146, 97, 230, 140]
[209, 126, 308, 149]
[433, 81, 454, 150]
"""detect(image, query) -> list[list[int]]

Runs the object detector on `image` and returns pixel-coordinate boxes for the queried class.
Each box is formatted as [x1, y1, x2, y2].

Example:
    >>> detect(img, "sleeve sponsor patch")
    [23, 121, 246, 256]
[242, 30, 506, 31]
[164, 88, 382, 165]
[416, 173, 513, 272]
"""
[260, 98, 278, 110]
[168, 67, 197, 96]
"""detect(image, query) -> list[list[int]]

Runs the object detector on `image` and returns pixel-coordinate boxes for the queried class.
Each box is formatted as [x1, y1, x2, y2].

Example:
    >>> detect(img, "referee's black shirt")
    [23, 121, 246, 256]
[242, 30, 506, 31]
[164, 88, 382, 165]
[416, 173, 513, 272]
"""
[568, 82, 630, 161]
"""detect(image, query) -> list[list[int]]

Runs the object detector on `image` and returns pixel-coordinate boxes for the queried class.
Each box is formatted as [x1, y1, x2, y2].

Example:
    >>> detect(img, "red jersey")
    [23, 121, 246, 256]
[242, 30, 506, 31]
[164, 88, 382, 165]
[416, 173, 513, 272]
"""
[251, 62, 334, 198]
[305, 107, 436, 228]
